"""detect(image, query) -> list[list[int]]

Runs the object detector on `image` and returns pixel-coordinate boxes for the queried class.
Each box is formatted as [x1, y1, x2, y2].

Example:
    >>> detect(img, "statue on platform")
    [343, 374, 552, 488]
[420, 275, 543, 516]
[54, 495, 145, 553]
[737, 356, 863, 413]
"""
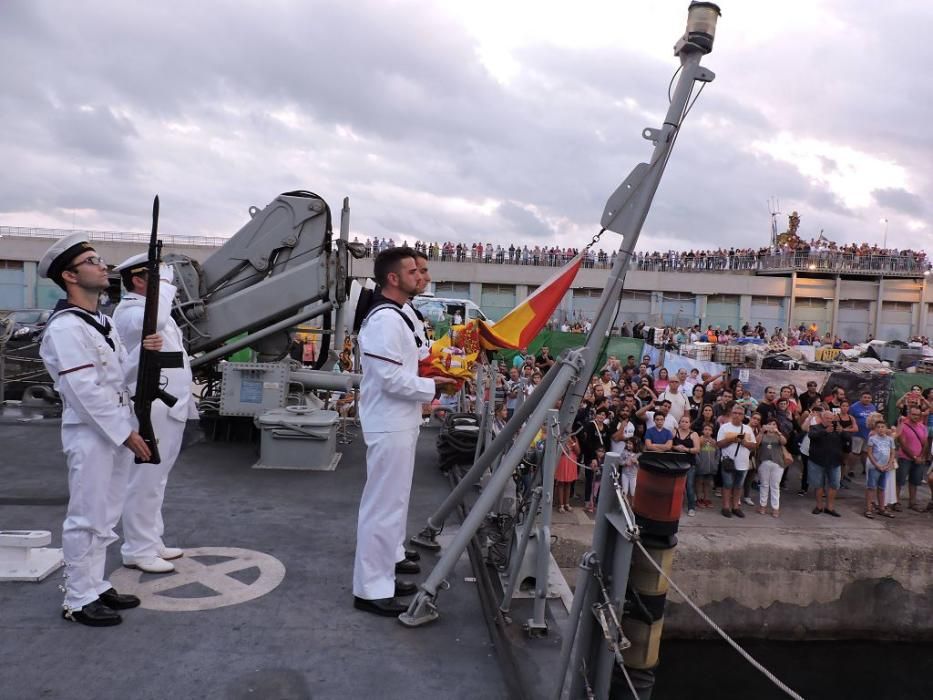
[776, 211, 802, 247]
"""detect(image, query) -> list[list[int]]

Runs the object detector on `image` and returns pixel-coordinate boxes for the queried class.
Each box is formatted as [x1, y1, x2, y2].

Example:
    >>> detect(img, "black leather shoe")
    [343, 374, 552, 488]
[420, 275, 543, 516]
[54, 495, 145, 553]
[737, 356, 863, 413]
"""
[353, 596, 407, 617]
[395, 559, 421, 575]
[98, 587, 141, 610]
[62, 599, 122, 627]
[404, 548, 421, 562]
[394, 580, 418, 597]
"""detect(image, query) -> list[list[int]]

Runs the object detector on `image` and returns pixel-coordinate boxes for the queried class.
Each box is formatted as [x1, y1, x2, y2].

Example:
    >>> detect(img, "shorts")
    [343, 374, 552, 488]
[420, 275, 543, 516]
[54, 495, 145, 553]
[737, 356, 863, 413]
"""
[896, 458, 927, 487]
[865, 466, 888, 490]
[721, 469, 747, 490]
[808, 461, 841, 490]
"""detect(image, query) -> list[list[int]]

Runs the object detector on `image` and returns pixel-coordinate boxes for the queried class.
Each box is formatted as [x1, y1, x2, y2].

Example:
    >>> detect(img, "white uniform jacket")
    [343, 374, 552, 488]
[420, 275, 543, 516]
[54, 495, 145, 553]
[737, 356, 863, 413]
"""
[39, 308, 135, 447]
[358, 304, 435, 432]
[112, 279, 197, 423]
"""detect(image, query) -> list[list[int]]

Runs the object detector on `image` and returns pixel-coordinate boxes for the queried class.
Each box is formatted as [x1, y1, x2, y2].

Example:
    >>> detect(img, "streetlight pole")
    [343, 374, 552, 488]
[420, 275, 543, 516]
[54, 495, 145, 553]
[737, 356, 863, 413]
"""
[882, 217, 889, 250]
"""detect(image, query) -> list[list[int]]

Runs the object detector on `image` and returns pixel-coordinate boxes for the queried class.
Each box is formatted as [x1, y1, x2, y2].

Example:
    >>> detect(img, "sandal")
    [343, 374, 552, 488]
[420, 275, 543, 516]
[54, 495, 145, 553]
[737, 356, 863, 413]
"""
[891, 503, 903, 512]
[771, 511, 780, 518]
[909, 504, 925, 513]
[812, 507, 823, 515]
[880, 509, 895, 518]
[864, 510, 875, 519]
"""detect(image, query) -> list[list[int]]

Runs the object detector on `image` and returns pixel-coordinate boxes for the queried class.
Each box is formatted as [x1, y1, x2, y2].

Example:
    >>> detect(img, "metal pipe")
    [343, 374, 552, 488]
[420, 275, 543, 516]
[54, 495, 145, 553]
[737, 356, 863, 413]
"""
[499, 479, 542, 613]
[557, 49, 709, 442]
[413, 352, 567, 541]
[289, 368, 360, 392]
[402, 360, 578, 626]
[333, 197, 350, 356]
[554, 553, 595, 700]
[567, 454, 625, 699]
[190, 301, 333, 368]
[530, 409, 559, 632]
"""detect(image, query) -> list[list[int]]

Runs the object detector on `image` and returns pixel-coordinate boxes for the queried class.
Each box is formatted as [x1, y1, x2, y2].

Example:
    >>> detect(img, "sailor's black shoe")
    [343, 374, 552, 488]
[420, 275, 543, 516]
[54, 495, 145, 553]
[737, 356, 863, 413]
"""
[395, 559, 421, 575]
[403, 548, 421, 562]
[99, 587, 141, 610]
[353, 596, 408, 617]
[394, 580, 418, 597]
[62, 599, 122, 627]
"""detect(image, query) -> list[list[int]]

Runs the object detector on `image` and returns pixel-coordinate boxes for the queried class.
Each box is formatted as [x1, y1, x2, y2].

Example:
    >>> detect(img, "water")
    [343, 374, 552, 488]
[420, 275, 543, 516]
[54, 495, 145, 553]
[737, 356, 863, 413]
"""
[653, 639, 933, 699]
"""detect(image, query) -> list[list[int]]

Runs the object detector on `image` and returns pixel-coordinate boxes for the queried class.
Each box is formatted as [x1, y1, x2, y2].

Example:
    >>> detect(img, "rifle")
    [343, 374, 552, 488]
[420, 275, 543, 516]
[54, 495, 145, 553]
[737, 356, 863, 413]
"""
[133, 195, 184, 464]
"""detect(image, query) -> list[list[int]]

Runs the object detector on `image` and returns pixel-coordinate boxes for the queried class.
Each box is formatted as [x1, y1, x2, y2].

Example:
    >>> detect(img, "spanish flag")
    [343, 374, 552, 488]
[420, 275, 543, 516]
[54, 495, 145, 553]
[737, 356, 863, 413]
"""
[477, 253, 583, 350]
[418, 253, 583, 389]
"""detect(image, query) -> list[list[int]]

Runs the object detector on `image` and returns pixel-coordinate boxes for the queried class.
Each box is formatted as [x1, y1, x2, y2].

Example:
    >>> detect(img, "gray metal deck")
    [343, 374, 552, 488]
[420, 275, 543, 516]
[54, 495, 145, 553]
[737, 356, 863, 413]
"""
[0, 414, 519, 699]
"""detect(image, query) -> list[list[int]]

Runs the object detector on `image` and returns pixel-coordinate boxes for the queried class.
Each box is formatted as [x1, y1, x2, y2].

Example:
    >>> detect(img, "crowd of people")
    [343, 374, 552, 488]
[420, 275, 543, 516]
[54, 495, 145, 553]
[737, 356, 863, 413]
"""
[483, 349, 933, 520]
[356, 236, 931, 275]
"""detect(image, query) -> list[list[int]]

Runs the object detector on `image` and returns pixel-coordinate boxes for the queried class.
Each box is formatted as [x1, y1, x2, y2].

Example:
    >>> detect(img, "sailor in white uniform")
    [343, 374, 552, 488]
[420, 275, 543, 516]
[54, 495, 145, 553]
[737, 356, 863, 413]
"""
[37, 234, 162, 627]
[352, 248, 455, 617]
[392, 249, 434, 575]
[112, 254, 196, 574]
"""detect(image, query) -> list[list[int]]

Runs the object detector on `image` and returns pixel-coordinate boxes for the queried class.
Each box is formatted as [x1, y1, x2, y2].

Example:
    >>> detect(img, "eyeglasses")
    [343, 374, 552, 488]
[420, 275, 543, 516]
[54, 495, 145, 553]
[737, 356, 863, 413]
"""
[68, 256, 107, 270]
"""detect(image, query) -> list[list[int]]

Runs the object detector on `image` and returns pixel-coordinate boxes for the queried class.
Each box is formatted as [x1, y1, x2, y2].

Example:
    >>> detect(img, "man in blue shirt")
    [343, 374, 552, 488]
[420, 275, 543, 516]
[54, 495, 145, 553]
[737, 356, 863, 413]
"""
[645, 413, 673, 452]
[849, 392, 876, 475]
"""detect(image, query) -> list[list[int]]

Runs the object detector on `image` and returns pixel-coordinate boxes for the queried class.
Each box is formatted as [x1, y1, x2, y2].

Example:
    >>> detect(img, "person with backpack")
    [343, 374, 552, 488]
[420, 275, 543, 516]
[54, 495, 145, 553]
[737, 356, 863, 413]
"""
[352, 248, 456, 618]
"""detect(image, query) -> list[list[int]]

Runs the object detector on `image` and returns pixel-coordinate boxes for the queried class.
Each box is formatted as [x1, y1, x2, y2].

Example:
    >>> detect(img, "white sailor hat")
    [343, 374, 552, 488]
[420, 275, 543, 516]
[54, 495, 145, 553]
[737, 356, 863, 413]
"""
[38, 233, 96, 283]
[114, 253, 149, 275]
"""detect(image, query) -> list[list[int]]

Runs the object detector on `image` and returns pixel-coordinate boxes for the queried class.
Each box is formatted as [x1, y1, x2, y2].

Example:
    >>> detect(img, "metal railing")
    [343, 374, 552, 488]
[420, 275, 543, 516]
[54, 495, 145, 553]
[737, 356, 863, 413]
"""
[362, 247, 931, 277]
[0, 225, 228, 248]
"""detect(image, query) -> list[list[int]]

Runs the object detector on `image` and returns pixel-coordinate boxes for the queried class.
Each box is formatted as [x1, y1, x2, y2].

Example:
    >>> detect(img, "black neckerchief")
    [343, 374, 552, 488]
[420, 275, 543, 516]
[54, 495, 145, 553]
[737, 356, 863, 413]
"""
[49, 299, 115, 350]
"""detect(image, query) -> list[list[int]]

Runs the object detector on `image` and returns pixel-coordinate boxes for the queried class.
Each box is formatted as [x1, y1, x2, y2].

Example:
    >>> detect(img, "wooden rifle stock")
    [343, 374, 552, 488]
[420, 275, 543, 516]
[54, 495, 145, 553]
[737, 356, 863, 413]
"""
[133, 195, 183, 464]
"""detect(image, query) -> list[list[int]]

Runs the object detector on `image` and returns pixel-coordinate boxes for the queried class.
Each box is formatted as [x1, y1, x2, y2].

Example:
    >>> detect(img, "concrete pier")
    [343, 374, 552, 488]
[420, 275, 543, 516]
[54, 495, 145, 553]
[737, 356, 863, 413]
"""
[552, 473, 933, 642]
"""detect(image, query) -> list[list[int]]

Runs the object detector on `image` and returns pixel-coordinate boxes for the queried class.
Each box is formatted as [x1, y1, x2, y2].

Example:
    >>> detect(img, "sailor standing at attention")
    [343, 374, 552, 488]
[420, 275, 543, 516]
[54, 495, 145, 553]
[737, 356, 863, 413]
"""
[37, 234, 162, 627]
[112, 254, 196, 574]
[353, 247, 455, 617]
[390, 249, 434, 577]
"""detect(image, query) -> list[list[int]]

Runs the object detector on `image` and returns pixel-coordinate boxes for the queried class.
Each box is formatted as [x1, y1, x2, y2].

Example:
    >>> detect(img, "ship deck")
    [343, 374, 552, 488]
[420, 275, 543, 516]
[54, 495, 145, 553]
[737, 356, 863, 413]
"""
[0, 410, 566, 700]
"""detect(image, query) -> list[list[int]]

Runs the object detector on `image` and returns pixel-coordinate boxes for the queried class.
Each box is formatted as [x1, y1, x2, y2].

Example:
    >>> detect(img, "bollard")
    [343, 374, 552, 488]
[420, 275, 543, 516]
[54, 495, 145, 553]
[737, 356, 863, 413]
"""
[619, 451, 692, 693]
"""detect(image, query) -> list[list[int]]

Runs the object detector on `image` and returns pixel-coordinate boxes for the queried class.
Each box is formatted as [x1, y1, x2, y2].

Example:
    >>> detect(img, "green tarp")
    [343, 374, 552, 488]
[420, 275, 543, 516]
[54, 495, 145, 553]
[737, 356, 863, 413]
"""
[887, 372, 933, 425]
[495, 331, 644, 370]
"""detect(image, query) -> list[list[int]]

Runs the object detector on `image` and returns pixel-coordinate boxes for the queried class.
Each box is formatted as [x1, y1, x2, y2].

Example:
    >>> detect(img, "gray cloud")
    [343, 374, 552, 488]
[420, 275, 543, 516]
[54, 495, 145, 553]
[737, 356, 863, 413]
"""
[872, 187, 925, 217]
[0, 0, 928, 255]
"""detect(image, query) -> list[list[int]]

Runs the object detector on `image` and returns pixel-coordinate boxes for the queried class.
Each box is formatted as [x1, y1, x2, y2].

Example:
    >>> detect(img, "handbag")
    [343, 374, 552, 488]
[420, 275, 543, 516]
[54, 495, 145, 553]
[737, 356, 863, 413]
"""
[720, 428, 743, 473]
[781, 445, 795, 467]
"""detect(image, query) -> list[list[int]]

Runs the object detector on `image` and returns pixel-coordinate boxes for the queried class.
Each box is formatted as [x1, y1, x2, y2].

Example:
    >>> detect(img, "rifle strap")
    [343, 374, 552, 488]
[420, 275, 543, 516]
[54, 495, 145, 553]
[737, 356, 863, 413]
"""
[48, 300, 115, 351]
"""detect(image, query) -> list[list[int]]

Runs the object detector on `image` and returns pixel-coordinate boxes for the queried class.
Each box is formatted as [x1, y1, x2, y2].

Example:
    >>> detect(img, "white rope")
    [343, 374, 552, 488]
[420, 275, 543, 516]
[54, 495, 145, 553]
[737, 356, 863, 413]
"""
[633, 540, 805, 700]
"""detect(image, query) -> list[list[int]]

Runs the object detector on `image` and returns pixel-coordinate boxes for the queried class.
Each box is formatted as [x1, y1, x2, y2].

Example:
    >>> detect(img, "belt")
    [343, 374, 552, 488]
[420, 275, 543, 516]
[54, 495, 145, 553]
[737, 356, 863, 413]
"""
[63, 390, 131, 410]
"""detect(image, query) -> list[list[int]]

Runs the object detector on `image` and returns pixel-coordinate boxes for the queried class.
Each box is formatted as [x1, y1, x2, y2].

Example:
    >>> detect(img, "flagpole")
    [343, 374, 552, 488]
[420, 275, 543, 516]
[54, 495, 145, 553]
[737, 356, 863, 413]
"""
[556, 45, 716, 436]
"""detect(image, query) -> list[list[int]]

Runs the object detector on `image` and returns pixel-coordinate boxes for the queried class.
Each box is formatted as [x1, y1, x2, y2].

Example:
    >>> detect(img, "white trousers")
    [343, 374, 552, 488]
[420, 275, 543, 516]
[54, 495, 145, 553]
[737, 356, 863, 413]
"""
[61, 423, 132, 610]
[121, 403, 184, 560]
[758, 460, 784, 510]
[353, 427, 419, 600]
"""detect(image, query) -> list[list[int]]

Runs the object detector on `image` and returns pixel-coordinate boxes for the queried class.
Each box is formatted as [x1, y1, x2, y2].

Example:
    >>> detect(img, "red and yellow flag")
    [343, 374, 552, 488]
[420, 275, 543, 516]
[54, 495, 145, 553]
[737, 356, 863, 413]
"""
[477, 253, 582, 350]
[419, 253, 583, 386]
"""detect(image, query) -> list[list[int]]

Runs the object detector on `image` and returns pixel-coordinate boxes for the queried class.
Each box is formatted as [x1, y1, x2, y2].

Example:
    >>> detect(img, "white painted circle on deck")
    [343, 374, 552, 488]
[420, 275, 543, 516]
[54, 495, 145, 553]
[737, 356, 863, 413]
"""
[108, 546, 286, 612]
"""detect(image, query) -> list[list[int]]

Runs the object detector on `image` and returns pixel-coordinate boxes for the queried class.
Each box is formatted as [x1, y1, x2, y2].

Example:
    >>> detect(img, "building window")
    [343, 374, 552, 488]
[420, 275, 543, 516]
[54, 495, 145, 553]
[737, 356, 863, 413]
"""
[795, 297, 828, 309]
[882, 301, 912, 313]
[482, 284, 515, 295]
[707, 294, 739, 304]
[751, 296, 782, 306]
[434, 282, 470, 294]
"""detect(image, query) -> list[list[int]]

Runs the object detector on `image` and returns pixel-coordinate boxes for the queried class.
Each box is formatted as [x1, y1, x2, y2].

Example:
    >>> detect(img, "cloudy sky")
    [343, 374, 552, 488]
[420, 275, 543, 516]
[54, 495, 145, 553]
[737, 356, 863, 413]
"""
[1, 0, 930, 254]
